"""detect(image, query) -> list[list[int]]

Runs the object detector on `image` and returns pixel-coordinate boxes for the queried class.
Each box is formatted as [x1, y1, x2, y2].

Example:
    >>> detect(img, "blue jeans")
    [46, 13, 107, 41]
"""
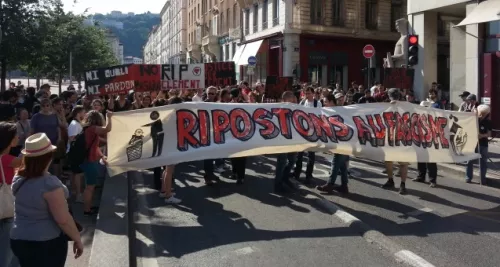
[466, 146, 488, 184]
[329, 154, 349, 185]
[0, 218, 16, 267]
[275, 153, 297, 186]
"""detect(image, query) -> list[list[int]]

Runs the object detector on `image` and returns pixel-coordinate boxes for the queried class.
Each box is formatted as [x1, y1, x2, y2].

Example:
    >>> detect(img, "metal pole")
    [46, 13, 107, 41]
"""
[69, 51, 73, 85]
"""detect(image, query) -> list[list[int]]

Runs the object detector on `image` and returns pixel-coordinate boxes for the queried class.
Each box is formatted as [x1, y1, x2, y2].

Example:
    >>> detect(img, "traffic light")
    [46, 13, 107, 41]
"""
[407, 35, 419, 66]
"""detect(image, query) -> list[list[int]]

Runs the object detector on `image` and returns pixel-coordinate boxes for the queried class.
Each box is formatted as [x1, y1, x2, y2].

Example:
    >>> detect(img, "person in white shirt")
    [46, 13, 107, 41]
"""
[299, 86, 323, 108]
[67, 105, 86, 202]
[294, 86, 321, 184]
[192, 88, 204, 102]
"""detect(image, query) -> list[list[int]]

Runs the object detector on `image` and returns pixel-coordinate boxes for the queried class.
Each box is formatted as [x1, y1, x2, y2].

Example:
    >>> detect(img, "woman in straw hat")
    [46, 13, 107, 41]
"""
[10, 133, 83, 267]
[466, 104, 492, 185]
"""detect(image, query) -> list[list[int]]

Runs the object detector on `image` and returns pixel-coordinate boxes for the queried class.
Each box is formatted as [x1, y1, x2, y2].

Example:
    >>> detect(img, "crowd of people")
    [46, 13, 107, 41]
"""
[0, 78, 491, 266]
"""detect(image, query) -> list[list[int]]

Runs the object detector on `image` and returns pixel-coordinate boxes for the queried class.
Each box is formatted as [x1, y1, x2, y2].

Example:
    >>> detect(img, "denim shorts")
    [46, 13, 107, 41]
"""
[80, 161, 100, 186]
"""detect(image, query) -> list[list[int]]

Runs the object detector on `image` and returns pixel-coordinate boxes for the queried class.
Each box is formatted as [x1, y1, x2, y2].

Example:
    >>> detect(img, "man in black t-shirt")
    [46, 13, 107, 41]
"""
[466, 104, 492, 185]
[358, 90, 376, 104]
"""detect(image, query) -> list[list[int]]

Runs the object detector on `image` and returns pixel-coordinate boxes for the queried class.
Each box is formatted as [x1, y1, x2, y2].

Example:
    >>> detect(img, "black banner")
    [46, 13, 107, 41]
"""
[205, 62, 236, 87]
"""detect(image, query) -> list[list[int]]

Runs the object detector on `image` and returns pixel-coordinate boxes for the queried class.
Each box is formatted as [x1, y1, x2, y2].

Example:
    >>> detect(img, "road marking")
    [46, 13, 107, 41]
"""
[407, 207, 433, 217]
[334, 209, 361, 224]
[394, 250, 435, 267]
[135, 172, 160, 267]
[233, 247, 256, 255]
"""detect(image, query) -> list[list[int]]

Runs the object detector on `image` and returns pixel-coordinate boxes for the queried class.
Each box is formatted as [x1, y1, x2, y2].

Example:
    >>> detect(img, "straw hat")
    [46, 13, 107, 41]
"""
[21, 133, 57, 157]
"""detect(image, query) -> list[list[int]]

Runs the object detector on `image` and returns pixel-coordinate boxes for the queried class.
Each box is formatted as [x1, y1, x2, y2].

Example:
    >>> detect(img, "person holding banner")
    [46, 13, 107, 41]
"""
[317, 94, 350, 194]
[203, 86, 222, 185]
[274, 91, 299, 193]
[382, 88, 409, 195]
[466, 105, 491, 185]
[415, 88, 442, 188]
[229, 88, 247, 185]
[294, 87, 322, 184]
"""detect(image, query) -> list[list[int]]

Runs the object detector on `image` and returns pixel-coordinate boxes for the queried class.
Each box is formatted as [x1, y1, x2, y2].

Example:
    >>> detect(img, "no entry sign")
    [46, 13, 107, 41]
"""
[363, 44, 375, 59]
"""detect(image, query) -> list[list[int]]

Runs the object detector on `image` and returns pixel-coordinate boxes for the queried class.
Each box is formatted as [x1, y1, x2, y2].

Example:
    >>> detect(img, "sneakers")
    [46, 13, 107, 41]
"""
[317, 183, 348, 194]
[165, 196, 182, 204]
[214, 166, 225, 173]
[399, 182, 407, 195]
[159, 192, 176, 198]
[75, 195, 84, 203]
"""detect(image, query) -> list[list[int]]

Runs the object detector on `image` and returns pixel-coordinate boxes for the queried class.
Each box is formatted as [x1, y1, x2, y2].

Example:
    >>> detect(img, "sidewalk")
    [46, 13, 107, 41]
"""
[438, 139, 500, 188]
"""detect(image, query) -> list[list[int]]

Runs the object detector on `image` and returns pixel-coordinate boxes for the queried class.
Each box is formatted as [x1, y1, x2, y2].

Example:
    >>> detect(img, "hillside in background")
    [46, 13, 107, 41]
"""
[90, 12, 160, 58]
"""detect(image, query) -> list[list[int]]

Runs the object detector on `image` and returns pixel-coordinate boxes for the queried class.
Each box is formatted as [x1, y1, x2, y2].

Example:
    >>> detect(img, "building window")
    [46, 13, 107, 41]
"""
[233, 4, 238, 28]
[225, 44, 230, 61]
[227, 8, 230, 30]
[485, 21, 500, 52]
[232, 43, 236, 58]
[272, 0, 279, 26]
[202, 0, 206, 14]
[262, 0, 268, 30]
[332, 0, 344, 26]
[253, 4, 258, 33]
[365, 0, 378, 30]
[310, 0, 323, 25]
[390, 0, 402, 32]
[245, 9, 250, 35]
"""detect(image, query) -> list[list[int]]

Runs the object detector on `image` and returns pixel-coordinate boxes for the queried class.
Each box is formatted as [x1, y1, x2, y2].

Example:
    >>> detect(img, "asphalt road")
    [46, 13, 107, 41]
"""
[131, 154, 500, 267]
[132, 160, 402, 267]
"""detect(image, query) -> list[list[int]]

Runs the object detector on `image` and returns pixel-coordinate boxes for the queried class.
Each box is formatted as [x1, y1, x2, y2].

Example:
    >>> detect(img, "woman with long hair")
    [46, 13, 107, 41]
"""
[81, 110, 112, 216]
[0, 122, 22, 267]
[14, 108, 30, 156]
[10, 133, 83, 266]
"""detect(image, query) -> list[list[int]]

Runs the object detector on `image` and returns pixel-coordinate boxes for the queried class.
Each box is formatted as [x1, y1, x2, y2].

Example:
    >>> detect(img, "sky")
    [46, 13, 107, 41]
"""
[62, 0, 162, 14]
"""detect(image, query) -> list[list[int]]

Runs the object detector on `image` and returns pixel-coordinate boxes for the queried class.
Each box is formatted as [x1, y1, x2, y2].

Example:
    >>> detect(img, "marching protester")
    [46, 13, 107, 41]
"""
[317, 94, 350, 194]
[160, 96, 183, 204]
[229, 88, 247, 185]
[80, 110, 112, 216]
[466, 104, 492, 185]
[203, 86, 221, 185]
[382, 89, 409, 195]
[10, 133, 83, 266]
[416, 88, 442, 188]
[67, 106, 86, 202]
[294, 86, 322, 184]
[274, 91, 298, 193]
[14, 109, 30, 156]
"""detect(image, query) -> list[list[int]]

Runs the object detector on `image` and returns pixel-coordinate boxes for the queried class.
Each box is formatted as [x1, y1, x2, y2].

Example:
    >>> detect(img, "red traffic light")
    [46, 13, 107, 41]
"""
[409, 35, 418, 45]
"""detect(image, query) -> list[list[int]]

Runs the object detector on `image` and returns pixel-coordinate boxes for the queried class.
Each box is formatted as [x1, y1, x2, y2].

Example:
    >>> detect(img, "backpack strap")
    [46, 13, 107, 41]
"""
[299, 99, 305, 106]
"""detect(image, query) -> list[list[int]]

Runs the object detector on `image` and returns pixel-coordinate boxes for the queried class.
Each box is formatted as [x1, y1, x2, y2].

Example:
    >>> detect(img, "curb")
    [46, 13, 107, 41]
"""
[294, 181, 435, 267]
[436, 163, 500, 188]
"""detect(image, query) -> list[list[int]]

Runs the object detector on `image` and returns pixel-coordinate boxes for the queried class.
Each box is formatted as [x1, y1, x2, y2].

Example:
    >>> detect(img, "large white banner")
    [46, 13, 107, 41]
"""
[107, 102, 480, 176]
[161, 64, 205, 89]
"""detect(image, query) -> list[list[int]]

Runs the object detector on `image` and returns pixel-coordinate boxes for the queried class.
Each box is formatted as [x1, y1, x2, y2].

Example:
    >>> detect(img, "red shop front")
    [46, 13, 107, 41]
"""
[299, 34, 396, 89]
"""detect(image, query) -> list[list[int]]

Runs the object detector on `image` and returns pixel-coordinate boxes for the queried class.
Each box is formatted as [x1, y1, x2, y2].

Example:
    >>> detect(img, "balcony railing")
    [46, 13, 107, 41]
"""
[272, 17, 279, 27]
[252, 24, 258, 33]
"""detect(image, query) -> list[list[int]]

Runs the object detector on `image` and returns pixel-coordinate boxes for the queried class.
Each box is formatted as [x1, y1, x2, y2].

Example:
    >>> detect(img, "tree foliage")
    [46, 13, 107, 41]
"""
[92, 12, 160, 58]
[1, 0, 118, 91]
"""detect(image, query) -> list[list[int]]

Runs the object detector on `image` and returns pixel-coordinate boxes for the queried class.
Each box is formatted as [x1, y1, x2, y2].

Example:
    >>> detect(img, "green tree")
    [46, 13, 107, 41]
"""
[24, 2, 117, 93]
[0, 0, 55, 91]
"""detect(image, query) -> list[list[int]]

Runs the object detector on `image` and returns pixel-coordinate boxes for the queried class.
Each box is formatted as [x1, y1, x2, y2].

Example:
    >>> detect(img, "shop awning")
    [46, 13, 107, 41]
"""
[237, 40, 263, 65]
[456, 0, 500, 27]
[232, 44, 246, 65]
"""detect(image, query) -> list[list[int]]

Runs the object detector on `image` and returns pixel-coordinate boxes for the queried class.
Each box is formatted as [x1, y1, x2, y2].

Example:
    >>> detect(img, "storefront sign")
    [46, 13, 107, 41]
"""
[107, 102, 480, 176]
[218, 35, 232, 45]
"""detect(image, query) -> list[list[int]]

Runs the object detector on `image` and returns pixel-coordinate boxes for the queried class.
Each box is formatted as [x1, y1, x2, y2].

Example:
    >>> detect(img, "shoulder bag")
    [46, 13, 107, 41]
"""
[0, 156, 15, 219]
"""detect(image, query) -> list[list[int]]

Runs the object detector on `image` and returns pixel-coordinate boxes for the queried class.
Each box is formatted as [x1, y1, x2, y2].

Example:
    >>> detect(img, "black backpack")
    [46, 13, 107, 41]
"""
[68, 127, 96, 166]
